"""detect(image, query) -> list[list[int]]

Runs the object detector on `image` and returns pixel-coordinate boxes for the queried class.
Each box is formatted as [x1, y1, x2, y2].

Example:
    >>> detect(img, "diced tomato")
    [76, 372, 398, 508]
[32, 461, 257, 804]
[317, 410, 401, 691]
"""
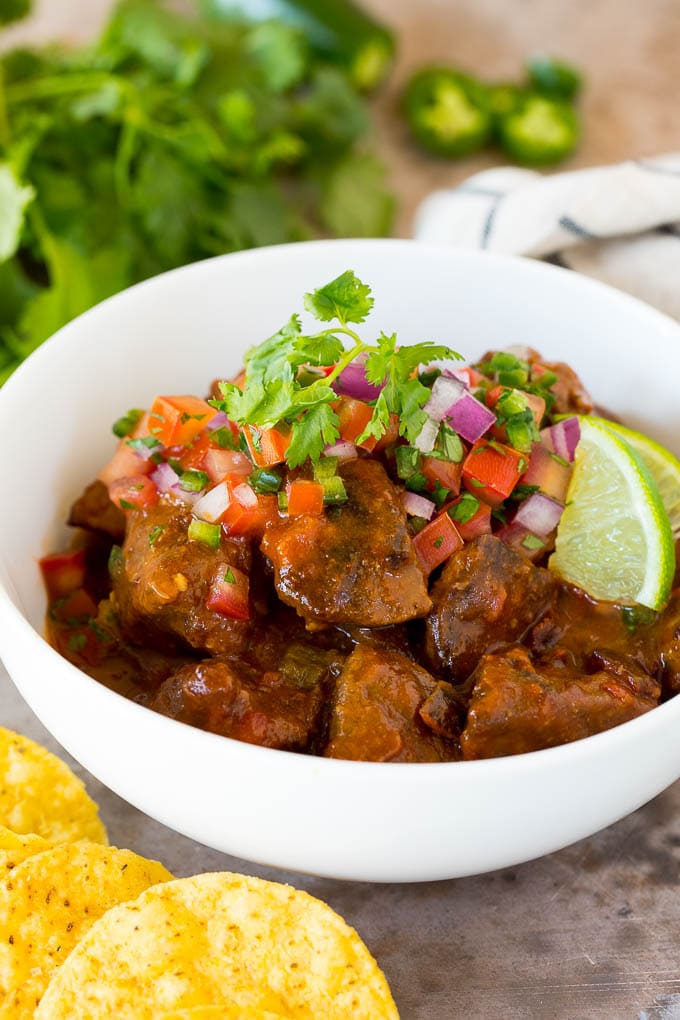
[222, 494, 278, 539]
[521, 442, 572, 503]
[207, 565, 250, 620]
[374, 413, 400, 453]
[39, 549, 87, 600]
[486, 387, 547, 443]
[453, 366, 484, 387]
[446, 498, 492, 541]
[244, 426, 290, 468]
[109, 475, 159, 513]
[287, 480, 324, 517]
[461, 440, 527, 507]
[336, 396, 376, 451]
[98, 440, 154, 487]
[52, 623, 106, 667]
[173, 431, 212, 472]
[148, 395, 214, 447]
[50, 587, 99, 622]
[422, 456, 462, 496]
[412, 513, 464, 574]
[204, 448, 251, 484]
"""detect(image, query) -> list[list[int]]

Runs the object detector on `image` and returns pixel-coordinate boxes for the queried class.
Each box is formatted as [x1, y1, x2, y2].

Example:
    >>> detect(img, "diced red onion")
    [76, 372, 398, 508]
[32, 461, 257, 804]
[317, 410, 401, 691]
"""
[193, 481, 231, 523]
[171, 485, 201, 507]
[207, 411, 230, 430]
[414, 416, 440, 454]
[419, 375, 496, 448]
[151, 462, 180, 493]
[323, 440, 358, 461]
[333, 352, 384, 402]
[443, 368, 472, 387]
[496, 521, 549, 562]
[402, 491, 436, 520]
[540, 417, 580, 463]
[514, 492, 564, 536]
[232, 482, 258, 509]
[505, 345, 535, 361]
[445, 390, 496, 444]
[424, 376, 465, 420]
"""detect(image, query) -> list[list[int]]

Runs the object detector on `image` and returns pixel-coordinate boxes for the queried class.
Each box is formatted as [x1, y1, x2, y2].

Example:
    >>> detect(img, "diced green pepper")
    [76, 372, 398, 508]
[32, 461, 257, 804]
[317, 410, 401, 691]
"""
[527, 55, 583, 100]
[403, 67, 491, 158]
[498, 94, 580, 166]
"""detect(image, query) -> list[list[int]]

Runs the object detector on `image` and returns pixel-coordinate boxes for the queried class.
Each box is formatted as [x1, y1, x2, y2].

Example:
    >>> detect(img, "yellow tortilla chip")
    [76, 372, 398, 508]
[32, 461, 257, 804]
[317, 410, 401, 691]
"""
[36, 872, 400, 1019]
[0, 727, 107, 844]
[0, 841, 172, 1019]
[160, 1010, 288, 1019]
[0, 825, 53, 875]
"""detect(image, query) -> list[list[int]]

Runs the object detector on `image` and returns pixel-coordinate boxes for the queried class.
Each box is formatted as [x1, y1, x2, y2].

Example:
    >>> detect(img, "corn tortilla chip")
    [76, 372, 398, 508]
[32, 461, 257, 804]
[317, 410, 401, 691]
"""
[0, 841, 172, 1019]
[0, 825, 53, 874]
[36, 872, 400, 1019]
[0, 727, 107, 844]
[160, 1009, 289, 1019]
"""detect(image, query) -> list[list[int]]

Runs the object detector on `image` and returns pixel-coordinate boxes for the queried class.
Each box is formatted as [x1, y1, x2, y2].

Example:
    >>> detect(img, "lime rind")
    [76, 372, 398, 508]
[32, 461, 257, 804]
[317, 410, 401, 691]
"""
[590, 417, 680, 538]
[550, 417, 675, 610]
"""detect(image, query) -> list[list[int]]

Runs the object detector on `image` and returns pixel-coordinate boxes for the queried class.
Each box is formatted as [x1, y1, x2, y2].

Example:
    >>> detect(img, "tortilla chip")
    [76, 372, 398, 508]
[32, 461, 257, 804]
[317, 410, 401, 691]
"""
[0, 825, 53, 875]
[0, 841, 172, 1019]
[160, 1009, 288, 1019]
[0, 727, 107, 844]
[36, 872, 399, 1019]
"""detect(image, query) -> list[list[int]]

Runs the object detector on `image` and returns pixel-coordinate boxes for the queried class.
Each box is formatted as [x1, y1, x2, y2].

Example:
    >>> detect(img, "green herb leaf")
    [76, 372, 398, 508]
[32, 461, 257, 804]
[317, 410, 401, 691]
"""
[112, 408, 144, 439]
[224, 566, 236, 584]
[286, 402, 340, 468]
[148, 524, 165, 546]
[303, 270, 373, 325]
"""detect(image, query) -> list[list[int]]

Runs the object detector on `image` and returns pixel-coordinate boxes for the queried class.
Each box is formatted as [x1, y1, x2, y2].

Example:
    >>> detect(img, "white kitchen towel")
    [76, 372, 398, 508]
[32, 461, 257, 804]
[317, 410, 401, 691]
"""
[413, 153, 680, 320]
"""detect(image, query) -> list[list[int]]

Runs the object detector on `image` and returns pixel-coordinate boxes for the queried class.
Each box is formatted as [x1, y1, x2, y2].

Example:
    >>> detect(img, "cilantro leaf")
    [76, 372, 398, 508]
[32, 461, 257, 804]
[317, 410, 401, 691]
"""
[245, 315, 302, 385]
[286, 402, 340, 467]
[303, 270, 373, 325]
[293, 331, 344, 367]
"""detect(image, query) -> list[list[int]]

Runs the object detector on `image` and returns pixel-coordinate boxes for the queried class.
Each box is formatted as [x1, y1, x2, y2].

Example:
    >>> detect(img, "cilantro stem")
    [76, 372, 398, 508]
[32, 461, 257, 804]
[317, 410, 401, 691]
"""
[317, 328, 369, 387]
[5, 72, 118, 104]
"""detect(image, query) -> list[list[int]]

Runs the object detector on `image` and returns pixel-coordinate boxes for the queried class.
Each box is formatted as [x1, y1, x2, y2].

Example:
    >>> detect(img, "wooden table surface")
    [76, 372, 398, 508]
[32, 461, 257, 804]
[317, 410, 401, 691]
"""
[3, 3, 680, 1018]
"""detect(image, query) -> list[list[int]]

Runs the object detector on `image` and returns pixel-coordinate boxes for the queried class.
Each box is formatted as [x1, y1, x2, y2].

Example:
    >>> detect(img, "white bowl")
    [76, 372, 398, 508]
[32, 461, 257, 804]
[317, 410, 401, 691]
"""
[1, 239, 680, 883]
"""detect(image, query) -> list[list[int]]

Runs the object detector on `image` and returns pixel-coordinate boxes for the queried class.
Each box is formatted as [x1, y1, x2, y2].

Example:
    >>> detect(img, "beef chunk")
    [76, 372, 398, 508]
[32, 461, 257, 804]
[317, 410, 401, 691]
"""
[425, 534, 556, 682]
[323, 646, 460, 762]
[657, 595, 680, 698]
[261, 460, 431, 628]
[541, 360, 594, 416]
[113, 502, 253, 657]
[149, 659, 323, 751]
[69, 480, 125, 540]
[461, 645, 660, 759]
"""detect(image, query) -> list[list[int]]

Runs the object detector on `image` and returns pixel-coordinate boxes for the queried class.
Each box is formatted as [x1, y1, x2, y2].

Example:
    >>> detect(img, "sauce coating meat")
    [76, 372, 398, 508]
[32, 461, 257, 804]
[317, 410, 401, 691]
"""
[262, 460, 431, 628]
[425, 535, 556, 682]
[42, 339, 676, 764]
[113, 503, 253, 657]
[461, 645, 660, 759]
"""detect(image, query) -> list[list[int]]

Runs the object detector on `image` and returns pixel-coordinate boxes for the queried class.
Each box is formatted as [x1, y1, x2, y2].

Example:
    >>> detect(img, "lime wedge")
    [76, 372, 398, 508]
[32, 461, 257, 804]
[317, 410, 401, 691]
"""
[590, 418, 680, 538]
[550, 417, 675, 610]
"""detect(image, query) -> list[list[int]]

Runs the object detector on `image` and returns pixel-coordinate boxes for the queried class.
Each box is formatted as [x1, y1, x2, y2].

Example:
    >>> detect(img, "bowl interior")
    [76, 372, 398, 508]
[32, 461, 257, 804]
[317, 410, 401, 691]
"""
[2, 238, 680, 635]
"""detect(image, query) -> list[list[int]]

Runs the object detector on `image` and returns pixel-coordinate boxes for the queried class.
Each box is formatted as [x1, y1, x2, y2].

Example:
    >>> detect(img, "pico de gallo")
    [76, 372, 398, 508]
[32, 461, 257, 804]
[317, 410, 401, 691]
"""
[40, 271, 680, 762]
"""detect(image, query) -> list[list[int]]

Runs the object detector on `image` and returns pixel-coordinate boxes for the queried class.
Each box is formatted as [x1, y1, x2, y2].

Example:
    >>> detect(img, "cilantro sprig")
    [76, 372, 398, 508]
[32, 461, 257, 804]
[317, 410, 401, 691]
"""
[214, 270, 462, 468]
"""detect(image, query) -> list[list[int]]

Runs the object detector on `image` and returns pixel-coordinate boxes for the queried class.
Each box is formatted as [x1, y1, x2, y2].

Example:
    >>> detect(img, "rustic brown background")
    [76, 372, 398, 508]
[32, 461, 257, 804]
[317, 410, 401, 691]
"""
[3, 2, 680, 1018]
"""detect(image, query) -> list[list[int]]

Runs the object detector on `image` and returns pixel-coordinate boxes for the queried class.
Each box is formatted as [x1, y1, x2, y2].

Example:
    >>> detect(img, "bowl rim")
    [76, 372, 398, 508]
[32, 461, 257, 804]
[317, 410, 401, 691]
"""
[2, 236, 680, 779]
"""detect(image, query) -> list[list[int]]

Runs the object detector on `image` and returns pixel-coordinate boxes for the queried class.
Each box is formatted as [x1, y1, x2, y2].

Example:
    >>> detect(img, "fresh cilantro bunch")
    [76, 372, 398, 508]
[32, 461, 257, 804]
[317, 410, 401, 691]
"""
[216, 270, 461, 467]
[0, 0, 394, 383]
